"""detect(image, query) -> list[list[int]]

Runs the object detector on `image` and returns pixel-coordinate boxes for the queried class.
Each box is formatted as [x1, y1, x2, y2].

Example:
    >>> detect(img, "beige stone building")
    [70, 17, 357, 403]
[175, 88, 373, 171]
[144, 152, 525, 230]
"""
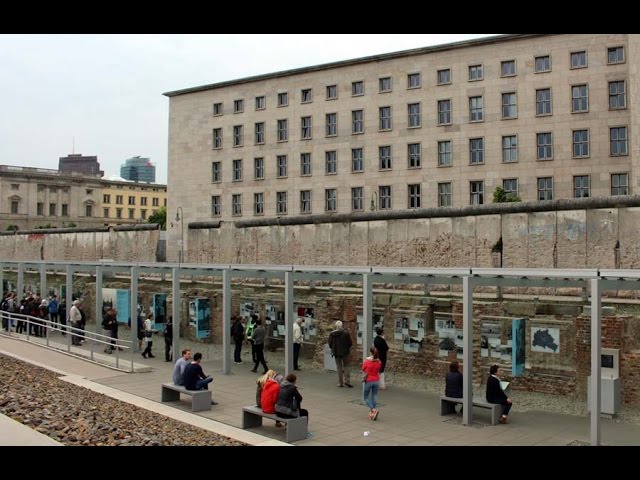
[164, 34, 638, 260]
[100, 179, 166, 225]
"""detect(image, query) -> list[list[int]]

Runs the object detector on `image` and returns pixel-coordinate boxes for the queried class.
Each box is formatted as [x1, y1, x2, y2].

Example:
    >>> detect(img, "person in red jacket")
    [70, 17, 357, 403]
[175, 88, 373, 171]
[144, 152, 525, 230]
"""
[361, 346, 382, 421]
[257, 370, 284, 427]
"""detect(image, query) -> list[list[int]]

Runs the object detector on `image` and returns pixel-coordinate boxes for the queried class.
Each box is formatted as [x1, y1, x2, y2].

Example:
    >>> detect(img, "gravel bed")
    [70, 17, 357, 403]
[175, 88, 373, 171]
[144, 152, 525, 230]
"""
[0, 354, 246, 446]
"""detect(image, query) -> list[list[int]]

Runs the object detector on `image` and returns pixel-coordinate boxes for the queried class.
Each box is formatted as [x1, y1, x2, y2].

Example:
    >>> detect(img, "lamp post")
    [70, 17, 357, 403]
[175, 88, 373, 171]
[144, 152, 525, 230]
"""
[175, 207, 184, 263]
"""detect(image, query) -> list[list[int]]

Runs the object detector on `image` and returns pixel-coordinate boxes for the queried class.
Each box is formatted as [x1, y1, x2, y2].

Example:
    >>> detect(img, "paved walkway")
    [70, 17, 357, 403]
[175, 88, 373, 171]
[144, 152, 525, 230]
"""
[1, 333, 639, 446]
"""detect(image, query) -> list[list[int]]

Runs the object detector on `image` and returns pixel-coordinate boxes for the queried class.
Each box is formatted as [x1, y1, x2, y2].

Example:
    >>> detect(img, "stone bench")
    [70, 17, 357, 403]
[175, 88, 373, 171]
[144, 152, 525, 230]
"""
[242, 405, 308, 443]
[439, 396, 502, 425]
[161, 383, 212, 412]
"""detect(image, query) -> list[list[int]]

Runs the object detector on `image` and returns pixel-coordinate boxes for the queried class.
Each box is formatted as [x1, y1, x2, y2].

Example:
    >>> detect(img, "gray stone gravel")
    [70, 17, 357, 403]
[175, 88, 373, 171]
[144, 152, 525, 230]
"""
[0, 354, 246, 446]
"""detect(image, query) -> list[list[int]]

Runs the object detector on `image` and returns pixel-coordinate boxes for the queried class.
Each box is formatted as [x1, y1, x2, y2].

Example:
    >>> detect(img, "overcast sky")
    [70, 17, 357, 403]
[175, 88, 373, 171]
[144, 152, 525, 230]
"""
[0, 34, 497, 184]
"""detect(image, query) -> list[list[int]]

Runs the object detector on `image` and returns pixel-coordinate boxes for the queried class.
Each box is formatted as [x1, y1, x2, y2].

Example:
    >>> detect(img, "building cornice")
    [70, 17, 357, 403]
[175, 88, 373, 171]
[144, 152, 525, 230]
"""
[163, 34, 548, 97]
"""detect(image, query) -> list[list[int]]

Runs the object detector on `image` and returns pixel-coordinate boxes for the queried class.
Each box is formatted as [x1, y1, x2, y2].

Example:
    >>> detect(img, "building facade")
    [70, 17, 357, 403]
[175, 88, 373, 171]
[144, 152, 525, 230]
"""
[164, 34, 640, 260]
[0, 165, 103, 230]
[100, 179, 166, 225]
[120, 156, 156, 183]
[59, 153, 104, 177]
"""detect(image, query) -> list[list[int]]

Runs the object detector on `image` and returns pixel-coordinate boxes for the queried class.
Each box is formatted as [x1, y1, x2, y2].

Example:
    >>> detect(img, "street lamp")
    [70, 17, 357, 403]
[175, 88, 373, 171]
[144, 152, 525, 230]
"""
[175, 207, 184, 263]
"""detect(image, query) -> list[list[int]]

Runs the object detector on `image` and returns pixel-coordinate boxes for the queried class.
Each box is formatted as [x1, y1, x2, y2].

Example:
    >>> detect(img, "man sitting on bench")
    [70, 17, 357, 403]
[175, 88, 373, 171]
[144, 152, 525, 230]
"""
[172, 348, 191, 386]
[486, 364, 512, 424]
[183, 352, 218, 405]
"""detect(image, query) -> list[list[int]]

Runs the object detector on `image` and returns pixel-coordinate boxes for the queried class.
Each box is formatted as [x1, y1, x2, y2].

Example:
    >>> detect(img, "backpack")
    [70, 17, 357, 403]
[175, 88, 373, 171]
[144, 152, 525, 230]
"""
[0, 299, 9, 311]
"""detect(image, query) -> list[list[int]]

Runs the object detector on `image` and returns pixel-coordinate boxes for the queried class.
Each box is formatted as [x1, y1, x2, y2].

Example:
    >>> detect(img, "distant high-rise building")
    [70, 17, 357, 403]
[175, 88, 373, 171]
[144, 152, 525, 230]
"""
[59, 154, 104, 177]
[120, 156, 156, 183]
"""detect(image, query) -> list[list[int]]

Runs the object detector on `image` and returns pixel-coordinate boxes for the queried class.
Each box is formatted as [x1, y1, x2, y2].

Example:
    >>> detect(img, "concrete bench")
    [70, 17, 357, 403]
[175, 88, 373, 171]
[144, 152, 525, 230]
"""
[439, 396, 502, 425]
[161, 383, 212, 412]
[242, 405, 308, 443]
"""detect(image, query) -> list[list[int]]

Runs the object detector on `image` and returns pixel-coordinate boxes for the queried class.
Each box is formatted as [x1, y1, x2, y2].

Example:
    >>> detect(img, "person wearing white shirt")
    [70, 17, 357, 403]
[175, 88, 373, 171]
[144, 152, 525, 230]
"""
[293, 318, 304, 370]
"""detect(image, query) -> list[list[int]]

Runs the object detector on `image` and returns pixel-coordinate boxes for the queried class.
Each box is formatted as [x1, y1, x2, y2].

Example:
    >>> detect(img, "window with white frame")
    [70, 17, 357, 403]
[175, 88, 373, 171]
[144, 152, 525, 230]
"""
[213, 128, 222, 149]
[535, 55, 551, 72]
[232, 159, 242, 181]
[211, 195, 221, 216]
[408, 143, 421, 168]
[502, 92, 517, 119]
[574, 175, 590, 198]
[233, 99, 243, 113]
[301, 153, 312, 176]
[408, 103, 421, 128]
[538, 177, 553, 201]
[277, 119, 288, 142]
[301, 116, 312, 139]
[379, 186, 392, 210]
[469, 96, 484, 122]
[608, 46, 625, 64]
[352, 110, 364, 134]
[609, 81, 626, 109]
[255, 122, 265, 144]
[213, 102, 223, 115]
[254, 193, 264, 215]
[408, 184, 421, 208]
[503, 178, 518, 200]
[301, 88, 313, 103]
[277, 155, 288, 177]
[352, 187, 363, 211]
[536, 88, 552, 115]
[470, 181, 484, 205]
[212, 161, 221, 182]
[437, 69, 451, 85]
[610, 127, 628, 156]
[255, 96, 265, 110]
[379, 106, 392, 130]
[233, 125, 243, 146]
[611, 173, 628, 196]
[326, 85, 337, 100]
[232, 194, 242, 215]
[352, 148, 364, 172]
[278, 92, 288, 107]
[438, 99, 451, 125]
[276, 191, 287, 214]
[352, 81, 364, 96]
[573, 130, 589, 158]
[325, 150, 337, 174]
[438, 182, 452, 207]
[379, 77, 392, 93]
[571, 85, 588, 113]
[537, 132, 553, 160]
[325, 189, 337, 212]
[571, 51, 587, 69]
[502, 135, 518, 163]
[469, 138, 484, 164]
[326, 113, 337, 136]
[468, 64, 483, 81]
[407, 73, 421, 89]
[300, 190, 311, 213]
[438, 140, 452, 167]
[501, 60, 516, 77]
[379, 146, 392, 170]
[254, 157, 264, 180]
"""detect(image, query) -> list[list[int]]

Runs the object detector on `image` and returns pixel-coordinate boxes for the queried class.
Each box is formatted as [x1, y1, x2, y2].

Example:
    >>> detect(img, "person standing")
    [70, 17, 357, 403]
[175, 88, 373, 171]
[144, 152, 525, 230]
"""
[361, 346, 382, 420]
[328, 320, 353, 387]
[48, 294, 59, 327]
[69, 300, 83, 345]
[250, 319, 269, 374]
[293, 317, 304, 370]
[172, 348, 192, 386]
[486, 364, 513, 424]
[163, 316, 173, 362]
[141, 313, 155, 358]
[101, 307, 118, 353]
[445, 360, 464, 413]
[373, 327, 389, 389]
[231, 315, 245, 364]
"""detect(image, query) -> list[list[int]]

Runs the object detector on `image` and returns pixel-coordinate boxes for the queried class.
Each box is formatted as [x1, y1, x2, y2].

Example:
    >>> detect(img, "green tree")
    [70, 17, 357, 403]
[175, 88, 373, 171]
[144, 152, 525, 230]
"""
[64, 222, 78, 228]
[148, 206, 166, 230]
[493, 186, 521, 203]
[6, 224, 18, 231]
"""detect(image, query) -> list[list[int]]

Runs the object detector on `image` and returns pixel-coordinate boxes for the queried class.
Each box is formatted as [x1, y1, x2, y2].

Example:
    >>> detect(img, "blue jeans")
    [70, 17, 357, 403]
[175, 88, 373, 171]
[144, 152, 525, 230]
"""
[196, 377, 213, 390]
[363, 380, 379, 410]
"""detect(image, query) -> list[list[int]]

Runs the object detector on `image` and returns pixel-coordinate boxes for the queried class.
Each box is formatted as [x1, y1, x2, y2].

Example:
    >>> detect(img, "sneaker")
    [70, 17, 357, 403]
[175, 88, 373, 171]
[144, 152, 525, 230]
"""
[250, 369, 257, 373]
[345, 383, 354, 388]
[499, 416, 508, 424]
[234, 361, 244, 364]
[211, 400, 219, 405]
[368, 411, 375, 420]
[275, 421, 284, 428]
[371, 409, 379, 421]
[337, 384, 344, 388]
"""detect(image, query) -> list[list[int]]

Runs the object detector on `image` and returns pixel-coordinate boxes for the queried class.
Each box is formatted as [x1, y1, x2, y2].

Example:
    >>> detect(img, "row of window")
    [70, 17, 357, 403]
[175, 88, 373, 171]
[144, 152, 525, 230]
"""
[212, 127, 629, 183]
[102, 207, 157, 220]
[102, 194, 162, 207]
[211, 173, 629, 217]
[213, 46, 626, 115]
[36, 202, 69, 217]
[212, 81, 627, 148]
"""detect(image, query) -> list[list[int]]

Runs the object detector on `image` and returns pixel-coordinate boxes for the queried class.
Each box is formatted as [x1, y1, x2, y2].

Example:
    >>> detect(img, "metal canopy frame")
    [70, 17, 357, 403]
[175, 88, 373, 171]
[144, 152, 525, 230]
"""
[2, 261, 637, 445]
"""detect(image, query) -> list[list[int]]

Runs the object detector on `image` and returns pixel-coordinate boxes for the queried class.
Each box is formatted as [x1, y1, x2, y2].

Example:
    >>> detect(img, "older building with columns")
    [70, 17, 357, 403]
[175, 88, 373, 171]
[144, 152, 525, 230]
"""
[164, 34, 638, 261]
